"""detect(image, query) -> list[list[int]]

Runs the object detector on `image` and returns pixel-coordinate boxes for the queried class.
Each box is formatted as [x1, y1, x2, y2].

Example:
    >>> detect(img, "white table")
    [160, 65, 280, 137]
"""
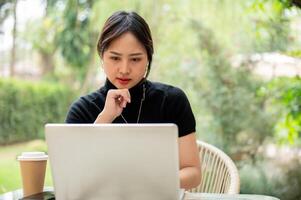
[0, 188, 280, 200]
[185, 192, 280, 200]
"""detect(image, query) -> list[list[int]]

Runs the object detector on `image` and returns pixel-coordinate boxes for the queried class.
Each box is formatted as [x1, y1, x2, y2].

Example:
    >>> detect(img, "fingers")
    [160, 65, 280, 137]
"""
[108, 89, 131, 107]
[116, 95, 128, 108]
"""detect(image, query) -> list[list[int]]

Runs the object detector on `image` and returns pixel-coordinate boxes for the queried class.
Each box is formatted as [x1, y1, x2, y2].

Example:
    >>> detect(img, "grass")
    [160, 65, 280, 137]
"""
[0, 140, 53, 194]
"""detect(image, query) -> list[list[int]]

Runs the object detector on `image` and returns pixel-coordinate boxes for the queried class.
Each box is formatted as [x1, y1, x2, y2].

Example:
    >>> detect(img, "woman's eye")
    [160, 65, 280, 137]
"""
[110, 57, 120, 61]
[132, 58, 141, 62]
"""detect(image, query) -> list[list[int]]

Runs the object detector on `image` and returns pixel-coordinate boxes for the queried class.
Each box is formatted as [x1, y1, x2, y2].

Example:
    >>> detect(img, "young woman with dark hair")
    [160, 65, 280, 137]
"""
[66, 10, 201, 190]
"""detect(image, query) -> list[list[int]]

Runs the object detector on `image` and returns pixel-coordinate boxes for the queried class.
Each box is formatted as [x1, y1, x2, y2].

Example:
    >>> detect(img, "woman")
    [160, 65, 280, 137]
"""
[66, 10, 201, 190]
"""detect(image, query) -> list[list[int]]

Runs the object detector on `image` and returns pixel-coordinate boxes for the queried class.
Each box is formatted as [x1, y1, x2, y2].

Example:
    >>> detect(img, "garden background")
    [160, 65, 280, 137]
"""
[1, 0, 301, 199]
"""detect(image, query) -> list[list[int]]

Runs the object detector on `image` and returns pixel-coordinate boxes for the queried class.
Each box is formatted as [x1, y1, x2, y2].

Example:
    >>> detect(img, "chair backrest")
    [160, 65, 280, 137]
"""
[189, 140, 240, 194]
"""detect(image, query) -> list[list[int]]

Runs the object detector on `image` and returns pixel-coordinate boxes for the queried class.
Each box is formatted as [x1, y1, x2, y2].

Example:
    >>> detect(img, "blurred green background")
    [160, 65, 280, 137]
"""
[1, 0, 301, 199]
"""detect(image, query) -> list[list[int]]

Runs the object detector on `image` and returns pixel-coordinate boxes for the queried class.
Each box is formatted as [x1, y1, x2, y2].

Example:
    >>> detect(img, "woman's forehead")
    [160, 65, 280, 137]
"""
[105, 32, 147, 55]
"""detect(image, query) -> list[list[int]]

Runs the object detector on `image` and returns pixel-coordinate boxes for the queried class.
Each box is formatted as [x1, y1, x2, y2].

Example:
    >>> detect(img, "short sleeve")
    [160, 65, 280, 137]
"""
[164, 87, 196, 137]
[65, 97, 96, 123]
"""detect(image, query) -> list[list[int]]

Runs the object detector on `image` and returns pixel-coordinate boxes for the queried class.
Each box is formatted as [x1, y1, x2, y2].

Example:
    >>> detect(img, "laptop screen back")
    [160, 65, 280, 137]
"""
[45, 124, 180, 200]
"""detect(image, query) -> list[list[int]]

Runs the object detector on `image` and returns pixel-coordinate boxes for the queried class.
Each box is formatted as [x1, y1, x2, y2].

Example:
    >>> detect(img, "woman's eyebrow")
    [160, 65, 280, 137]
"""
[129, 53, 143, 56]
[108, 51, 143, 57]
[109, 51, 122, 56]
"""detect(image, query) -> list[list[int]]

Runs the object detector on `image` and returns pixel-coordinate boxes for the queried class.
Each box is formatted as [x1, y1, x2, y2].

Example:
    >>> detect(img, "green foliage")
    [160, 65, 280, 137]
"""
[185, 21, 275, 154]
[19, 0, 297, 87]
[240, 158, 301, 200]
[277, 0, 301, 8]
[273, 158, 301, 200]
[286, 50, 301, 58]
[23, 0, 98, 82]
[247, 0, 291, 52]
[240, 163, 270, 194]
[0, 78, 76, 144]
[56, 1, 96, 71]
[263, 77, 301, 144]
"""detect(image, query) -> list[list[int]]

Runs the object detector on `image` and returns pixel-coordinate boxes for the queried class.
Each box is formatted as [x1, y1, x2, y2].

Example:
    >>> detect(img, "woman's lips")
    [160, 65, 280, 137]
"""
[117, 78, 131, 85]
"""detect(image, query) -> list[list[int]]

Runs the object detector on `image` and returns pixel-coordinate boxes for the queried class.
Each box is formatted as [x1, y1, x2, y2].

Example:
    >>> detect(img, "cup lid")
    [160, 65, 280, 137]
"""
[17, 152, 48, 161]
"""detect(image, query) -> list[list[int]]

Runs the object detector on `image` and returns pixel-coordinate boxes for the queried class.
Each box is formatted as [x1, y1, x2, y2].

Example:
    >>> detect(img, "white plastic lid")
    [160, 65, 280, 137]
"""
[17, 152, 48, 161]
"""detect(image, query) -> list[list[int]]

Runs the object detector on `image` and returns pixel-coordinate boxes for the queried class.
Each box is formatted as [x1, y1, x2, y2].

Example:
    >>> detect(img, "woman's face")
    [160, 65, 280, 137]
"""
[102, 32, 148, 89]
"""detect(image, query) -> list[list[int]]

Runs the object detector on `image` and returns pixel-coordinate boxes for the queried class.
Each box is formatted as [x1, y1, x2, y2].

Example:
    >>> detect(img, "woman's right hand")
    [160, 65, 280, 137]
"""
[94, 89, 131, 123]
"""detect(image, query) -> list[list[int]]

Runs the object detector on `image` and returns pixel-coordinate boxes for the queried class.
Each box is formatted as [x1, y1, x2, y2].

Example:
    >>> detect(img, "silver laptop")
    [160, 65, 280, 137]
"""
[45, 124, 184, 200]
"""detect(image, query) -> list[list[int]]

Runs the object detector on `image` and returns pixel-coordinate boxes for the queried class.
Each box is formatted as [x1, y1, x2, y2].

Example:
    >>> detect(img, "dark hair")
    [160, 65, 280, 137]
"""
[97, 11, 153, 77]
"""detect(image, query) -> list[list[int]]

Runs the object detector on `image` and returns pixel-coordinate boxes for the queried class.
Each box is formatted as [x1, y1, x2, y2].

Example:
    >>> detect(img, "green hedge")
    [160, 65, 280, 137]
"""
[0, 78, 77, 144]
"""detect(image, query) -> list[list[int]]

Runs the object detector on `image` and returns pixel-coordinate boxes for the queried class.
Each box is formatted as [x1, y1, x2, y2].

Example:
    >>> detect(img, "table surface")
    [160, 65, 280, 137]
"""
[0, 188, 280, 200]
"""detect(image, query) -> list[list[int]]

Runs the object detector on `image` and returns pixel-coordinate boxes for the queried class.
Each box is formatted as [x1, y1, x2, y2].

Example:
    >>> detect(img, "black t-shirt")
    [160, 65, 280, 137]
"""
[65, 79, 196, 137]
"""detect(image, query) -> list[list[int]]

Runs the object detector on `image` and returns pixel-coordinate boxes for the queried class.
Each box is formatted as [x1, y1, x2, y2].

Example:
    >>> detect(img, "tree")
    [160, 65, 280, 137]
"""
[23, 0, 97, 89]
[29, 0, 60, 76]
[189, 20, 275, 158]
[9, 0, 17, 77]
[0, 0, 18, 77]
[56, 0, 96, 82]
[279, 0, 301, 8]
[0, 0, 11, 25]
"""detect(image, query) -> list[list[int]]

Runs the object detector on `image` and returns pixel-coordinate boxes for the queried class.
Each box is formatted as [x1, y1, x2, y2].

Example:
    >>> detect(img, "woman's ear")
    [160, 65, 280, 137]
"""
[144, 64, 149, 78]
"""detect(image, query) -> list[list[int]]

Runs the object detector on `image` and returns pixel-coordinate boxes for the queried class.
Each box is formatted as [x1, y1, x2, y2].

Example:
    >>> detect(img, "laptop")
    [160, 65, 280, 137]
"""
[45, 124, 185, 200]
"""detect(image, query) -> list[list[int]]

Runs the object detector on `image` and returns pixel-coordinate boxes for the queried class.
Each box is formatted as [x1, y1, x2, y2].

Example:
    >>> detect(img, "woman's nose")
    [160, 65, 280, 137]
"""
[119, 61, 130, 74]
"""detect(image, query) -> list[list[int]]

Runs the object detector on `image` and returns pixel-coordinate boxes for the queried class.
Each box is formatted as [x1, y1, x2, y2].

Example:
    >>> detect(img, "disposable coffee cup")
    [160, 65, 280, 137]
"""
[17, 152, 48, 197]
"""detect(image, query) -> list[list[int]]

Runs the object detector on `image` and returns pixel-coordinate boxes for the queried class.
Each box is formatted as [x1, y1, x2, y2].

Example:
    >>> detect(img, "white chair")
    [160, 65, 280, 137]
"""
[189, 140, 240, 194]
